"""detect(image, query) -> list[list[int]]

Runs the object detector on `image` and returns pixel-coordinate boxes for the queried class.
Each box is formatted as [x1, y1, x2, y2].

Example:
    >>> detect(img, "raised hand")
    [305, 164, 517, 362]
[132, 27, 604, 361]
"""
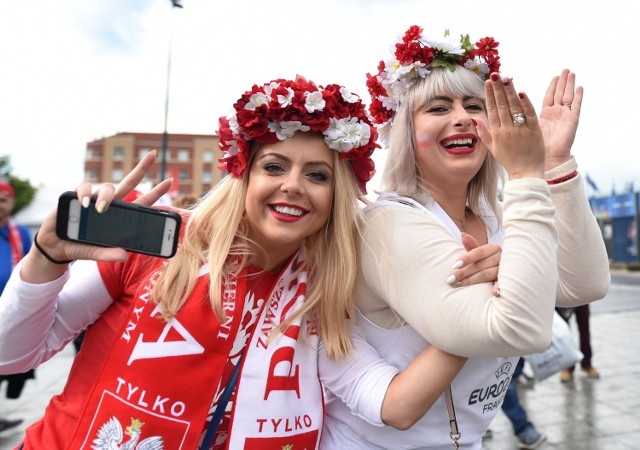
[476, 73, 545, 180]
[25, 151, 172, 281]
[539, 69, 582, 171]
[76, 150, 171, 213]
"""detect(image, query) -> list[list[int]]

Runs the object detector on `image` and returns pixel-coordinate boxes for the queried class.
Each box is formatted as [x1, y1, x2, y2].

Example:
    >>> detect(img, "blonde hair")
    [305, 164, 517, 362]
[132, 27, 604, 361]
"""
[150, 142, 363, 359]
[381, 66, 503, 219]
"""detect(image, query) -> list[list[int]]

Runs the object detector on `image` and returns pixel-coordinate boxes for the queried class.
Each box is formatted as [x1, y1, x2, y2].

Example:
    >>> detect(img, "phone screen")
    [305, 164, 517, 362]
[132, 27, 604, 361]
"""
[79, 202, 170, 254]
[62, 196, 179, 257]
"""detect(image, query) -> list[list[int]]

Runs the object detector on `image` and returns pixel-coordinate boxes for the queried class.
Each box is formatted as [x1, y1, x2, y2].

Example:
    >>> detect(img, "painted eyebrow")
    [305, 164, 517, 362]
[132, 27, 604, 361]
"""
[430, 95, 480, 103]
[431, 95, 454, 102]
[258, 153, 334, 172]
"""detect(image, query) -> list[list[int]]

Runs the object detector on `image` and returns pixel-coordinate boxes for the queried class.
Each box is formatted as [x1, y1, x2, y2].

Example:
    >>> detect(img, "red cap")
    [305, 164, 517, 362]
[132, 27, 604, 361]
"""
[0, 182, 14, 197]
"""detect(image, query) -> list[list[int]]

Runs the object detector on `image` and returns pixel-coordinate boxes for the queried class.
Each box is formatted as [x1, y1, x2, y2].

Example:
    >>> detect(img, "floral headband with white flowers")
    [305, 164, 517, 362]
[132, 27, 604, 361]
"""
[366, 25, 501, 136]
[217, 76, 379, 194]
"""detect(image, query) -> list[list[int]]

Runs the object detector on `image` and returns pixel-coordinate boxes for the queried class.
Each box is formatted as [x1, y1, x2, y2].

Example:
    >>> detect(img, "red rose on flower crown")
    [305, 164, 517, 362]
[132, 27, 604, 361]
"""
[217, 76, 379, 194]
[366, 25, 501, 141]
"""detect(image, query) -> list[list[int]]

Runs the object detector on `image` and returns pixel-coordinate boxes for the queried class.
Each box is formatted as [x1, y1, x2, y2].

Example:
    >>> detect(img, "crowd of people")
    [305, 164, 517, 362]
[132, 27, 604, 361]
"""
[0, 24, 610, 450]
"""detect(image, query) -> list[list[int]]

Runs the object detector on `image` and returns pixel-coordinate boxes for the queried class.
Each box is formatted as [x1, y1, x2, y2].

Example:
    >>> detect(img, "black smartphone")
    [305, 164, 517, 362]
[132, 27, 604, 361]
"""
[56, 191, 181, 258]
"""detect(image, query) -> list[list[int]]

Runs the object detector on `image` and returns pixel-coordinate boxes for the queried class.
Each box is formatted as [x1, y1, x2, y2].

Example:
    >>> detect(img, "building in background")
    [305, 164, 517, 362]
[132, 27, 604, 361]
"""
[84, 132, 222, 197]
[590, 192, 639, 264]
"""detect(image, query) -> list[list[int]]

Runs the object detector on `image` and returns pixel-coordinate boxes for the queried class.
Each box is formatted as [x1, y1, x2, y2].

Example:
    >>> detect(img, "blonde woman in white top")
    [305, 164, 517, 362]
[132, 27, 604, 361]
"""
[320, 25, 609, 449]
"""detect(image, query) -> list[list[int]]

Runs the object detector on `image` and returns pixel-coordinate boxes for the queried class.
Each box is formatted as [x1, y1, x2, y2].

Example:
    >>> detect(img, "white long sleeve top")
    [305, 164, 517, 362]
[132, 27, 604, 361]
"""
[320, 160, 610, 449]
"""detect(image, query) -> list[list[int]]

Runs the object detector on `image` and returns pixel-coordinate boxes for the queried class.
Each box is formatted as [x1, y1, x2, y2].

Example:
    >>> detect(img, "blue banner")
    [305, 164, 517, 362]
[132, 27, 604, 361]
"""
[590, 193, 637, 219]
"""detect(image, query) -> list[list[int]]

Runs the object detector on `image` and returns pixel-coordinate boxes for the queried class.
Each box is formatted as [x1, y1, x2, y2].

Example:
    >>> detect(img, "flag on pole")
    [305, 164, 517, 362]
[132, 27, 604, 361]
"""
[585, 173, 599, 193]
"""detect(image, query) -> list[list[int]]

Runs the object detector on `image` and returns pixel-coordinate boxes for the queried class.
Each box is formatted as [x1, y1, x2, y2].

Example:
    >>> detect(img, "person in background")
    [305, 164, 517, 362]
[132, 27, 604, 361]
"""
[557, 304, 600, 382]
[0, 181, 32, 434]
[319, 25, 610, 449]
[172, 192, 200, 209]
[500, 358, 546, 448]
[0, 182, 31, 289]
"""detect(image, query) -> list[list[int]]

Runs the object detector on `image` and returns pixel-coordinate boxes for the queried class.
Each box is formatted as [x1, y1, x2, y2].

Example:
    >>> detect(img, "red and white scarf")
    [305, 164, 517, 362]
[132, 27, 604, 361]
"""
[224, 250, 323, 449]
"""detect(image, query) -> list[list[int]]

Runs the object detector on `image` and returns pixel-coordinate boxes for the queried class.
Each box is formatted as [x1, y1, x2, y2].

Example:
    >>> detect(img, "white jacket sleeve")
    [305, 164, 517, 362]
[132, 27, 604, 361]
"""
[546, 158, 610, 306]
[357, 179, 558, 358]
[0, 260, 114, 374]
[319, 322, 399, 426]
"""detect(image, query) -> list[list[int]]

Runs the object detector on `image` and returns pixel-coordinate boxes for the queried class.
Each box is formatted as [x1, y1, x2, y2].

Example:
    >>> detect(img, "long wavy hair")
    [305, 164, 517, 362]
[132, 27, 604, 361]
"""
[150, 139, 364, 359]
[381, 66, 503, 220]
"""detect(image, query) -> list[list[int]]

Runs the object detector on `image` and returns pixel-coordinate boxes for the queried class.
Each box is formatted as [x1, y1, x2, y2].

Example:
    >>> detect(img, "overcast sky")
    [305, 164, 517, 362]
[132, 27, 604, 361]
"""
[1, 0, 637, 197]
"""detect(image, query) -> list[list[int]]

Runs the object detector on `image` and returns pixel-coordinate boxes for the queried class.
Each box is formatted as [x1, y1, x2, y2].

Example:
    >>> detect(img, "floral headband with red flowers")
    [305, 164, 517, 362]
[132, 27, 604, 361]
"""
[217, 76, 380, 194]
[366, 25, 501, 139]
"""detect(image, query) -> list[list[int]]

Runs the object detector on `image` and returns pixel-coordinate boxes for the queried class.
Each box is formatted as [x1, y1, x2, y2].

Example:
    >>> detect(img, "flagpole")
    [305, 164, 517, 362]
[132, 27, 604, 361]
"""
[160, 34, 171, 181]
[160, 0, 182, 181]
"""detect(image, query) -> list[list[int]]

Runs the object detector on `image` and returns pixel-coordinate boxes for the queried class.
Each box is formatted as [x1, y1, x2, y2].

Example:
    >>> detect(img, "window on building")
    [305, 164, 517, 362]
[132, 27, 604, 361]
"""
[113, 147, 124, 161]
[202, 170, 212, 183]
[179, 169, 189, 181]
[202, 149, 214, 163]
[86, 148, 101, 160]
[178, 149, 190, 162]
[112, 169, 124, 182]
[85, 169, 99, 182]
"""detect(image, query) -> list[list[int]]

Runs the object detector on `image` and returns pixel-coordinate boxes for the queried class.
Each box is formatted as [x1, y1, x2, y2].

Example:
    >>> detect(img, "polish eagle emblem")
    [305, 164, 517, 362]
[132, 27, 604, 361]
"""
[92, 416, 164, 450]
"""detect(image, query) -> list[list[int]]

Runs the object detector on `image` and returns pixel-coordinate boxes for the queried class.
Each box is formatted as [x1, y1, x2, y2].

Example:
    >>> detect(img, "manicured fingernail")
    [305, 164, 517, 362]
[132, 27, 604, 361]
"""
[471, 118, 478, 126]
[518, 92, 525, 99]
[81, 196, 90, 208]
[446, 274, 457, 285]
[451, 260, 463, 270]
[490, 73, 500, 81]
[495, 288, 501, 297]
[502, 77, 510, 86]
[452, 282, 462, 288]
[96, 200, 107, 214]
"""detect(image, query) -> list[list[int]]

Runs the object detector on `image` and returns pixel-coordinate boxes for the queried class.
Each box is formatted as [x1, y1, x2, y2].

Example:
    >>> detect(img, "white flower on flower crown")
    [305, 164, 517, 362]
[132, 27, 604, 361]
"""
[245, 92, 269, 111]
[268, 121, 311, 140]
[224, 139, 240, 157]
[227, 114, 240, 135]
[380, 95, 398, 112]
[424, 35, 464, 55]
[325, 117, 371, 152]
[464, 56, 490, 78]
[339, 87, 360, 103]
[305, 91, 325, 113]
[263, 81, 280, 96]
[277, 87, 295, 107]
[383, 59, 413, 83]
[382, 60, 430, 103]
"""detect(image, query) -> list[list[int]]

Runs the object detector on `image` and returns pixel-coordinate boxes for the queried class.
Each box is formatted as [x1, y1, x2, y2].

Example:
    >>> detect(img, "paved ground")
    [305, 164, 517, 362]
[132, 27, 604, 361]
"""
[0, 273, 638, 449]
[482, 308, 640, 449]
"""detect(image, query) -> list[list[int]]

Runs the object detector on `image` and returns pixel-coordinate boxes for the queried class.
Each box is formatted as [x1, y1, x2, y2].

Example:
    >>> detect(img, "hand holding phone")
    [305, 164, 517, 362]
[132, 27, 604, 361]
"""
[56, 192, 181, 258]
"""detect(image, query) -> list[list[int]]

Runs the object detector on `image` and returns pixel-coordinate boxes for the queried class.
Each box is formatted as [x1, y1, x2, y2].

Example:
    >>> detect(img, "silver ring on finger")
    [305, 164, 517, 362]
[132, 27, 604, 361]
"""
[562, 103, 572, 108]
[512, 112, 526, 126]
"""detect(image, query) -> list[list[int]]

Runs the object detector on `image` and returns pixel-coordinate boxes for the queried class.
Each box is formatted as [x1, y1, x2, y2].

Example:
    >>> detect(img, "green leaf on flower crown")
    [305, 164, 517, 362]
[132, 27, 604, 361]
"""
[460, 34, 474, 52]
[431, 59, 459, 72]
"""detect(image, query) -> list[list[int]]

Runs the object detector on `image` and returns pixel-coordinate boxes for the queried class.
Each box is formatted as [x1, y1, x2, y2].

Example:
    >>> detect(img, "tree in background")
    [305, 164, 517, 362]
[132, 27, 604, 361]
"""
[0, 156, 37, 215]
